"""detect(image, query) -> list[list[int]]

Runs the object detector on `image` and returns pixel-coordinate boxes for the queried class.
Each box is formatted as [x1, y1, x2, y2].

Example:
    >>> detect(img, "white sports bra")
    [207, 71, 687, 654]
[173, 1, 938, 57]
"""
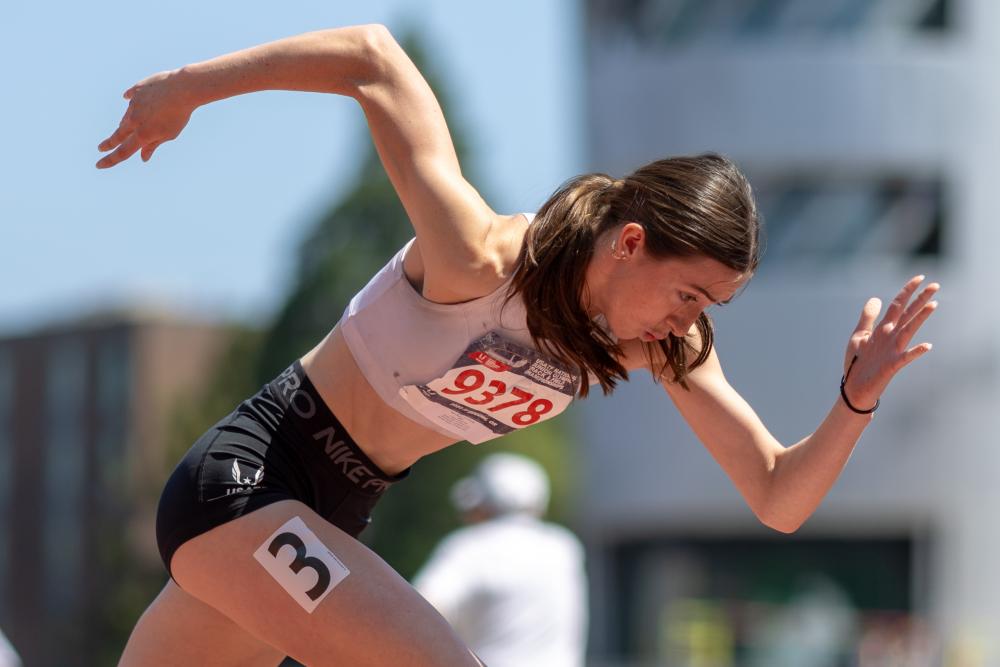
[338, 215, 582, 444]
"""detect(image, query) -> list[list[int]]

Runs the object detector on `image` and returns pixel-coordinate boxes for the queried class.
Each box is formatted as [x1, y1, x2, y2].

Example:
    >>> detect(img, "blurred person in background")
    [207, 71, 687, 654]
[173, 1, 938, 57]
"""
[413, 453, 587, 667]
[747, 574, 858, 667]
[0, 628, 21, 667]
[98, 22, 938, 667]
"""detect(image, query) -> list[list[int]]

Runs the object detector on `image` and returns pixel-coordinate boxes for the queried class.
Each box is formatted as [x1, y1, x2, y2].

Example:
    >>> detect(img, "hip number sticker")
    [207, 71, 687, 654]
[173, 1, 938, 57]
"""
[253, 516, 351, 613]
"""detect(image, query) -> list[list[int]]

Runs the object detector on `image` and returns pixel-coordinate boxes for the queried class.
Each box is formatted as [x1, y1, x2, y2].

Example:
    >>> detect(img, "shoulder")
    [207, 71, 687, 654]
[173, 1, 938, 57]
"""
[519, 521, 586, 567]
[404, 212, 531, 302]
[542, 522, 585, 554]
[425, 526, 483, 561]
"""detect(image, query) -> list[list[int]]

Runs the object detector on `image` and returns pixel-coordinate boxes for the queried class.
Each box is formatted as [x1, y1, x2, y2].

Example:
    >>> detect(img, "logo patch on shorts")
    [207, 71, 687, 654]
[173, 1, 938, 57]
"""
[203, 457, 267, 502]
[233, 459, 264, 486]
[253, 516, 350, 613]
[218, 459, 265, 499]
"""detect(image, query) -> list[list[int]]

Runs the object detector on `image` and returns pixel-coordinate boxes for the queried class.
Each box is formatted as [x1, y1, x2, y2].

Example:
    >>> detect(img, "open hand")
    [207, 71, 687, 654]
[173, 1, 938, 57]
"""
[841, 276, 939, 411]
[96, 70, 194, 169]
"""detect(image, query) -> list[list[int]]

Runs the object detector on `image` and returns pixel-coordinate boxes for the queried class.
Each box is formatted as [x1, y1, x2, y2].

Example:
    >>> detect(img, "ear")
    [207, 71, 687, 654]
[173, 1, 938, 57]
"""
[618, 221, 645, 257]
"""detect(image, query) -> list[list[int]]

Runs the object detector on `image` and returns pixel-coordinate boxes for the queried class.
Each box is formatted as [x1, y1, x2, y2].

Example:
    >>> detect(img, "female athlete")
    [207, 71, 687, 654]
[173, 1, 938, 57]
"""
[97, 24, 939, 667]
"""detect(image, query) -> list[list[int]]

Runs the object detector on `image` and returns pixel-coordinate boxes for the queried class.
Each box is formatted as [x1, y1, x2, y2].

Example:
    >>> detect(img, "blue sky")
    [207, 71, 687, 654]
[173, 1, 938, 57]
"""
[1, 1, 581, 332]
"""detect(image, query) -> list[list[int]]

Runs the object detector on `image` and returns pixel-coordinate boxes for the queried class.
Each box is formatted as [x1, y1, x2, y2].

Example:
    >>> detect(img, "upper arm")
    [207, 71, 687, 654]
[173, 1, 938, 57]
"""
[354, 26, 504, 296]
[645, 333, 785, 517]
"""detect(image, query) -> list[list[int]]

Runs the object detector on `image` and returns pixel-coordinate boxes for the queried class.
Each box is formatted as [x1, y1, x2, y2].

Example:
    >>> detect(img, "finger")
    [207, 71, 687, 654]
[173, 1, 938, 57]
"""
[853, 297, 882, 336]
[98, 124, 131, 153]
[96, 134, 140, 169]
[896, 341, 933, 371]
[894, 300, 938, 351]
[898, 282, 939, 328]
[881, 275, 925, 326]
[98, 103, 136, 151]
[141, 140, 163, 162]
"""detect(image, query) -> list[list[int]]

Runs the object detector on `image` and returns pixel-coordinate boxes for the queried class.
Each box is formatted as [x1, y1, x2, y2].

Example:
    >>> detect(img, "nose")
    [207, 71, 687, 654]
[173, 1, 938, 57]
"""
[663, 310, 701, 338]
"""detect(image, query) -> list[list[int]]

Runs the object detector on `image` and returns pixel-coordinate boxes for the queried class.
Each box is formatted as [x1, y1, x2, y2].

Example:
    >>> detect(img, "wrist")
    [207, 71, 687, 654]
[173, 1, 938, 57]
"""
[839, 355, 880, 415]
[839, 382, 879, 415]
[175, 62, 235, 109]
[172, 64, 208, 108]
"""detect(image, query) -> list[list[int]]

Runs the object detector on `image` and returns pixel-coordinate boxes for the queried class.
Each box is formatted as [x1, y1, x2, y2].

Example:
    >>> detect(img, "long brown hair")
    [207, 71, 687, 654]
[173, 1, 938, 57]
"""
[507, 153, 761, 397]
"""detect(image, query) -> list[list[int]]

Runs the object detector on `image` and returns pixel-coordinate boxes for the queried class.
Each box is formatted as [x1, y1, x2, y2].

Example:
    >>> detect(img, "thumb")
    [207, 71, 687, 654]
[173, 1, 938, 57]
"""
[854, 297, 882, 336]
[141, 141, 162, 162]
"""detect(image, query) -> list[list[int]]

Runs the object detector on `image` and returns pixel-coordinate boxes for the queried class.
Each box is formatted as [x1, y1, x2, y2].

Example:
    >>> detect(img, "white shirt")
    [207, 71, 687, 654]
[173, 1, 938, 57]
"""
[0, 629, 20, 667]
[413, 514, 587, 667]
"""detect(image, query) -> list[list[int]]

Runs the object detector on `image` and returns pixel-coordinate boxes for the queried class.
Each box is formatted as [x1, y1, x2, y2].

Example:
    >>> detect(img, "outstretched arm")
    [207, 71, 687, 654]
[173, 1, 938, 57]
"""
[658, 276, 938, 533]
[97, 25, 503, 296]
[96, 26, 388, 167]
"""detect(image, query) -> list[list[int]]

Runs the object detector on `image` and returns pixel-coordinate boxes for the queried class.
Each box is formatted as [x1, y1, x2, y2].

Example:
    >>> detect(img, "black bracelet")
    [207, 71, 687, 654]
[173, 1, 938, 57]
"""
[840, 355, 879, 414]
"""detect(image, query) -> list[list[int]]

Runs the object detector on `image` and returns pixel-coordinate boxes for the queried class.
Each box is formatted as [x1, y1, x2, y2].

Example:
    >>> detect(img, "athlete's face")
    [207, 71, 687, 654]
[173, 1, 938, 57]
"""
[585, 224, 747, 342]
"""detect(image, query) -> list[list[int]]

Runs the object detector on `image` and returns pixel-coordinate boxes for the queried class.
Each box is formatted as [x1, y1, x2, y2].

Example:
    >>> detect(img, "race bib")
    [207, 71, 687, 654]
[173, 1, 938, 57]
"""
[399, 332, 579, 444]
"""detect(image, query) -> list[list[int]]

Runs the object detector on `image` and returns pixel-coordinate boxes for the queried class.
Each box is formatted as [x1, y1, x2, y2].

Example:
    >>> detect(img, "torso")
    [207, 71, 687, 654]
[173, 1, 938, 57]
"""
[300, 213, 532, 475]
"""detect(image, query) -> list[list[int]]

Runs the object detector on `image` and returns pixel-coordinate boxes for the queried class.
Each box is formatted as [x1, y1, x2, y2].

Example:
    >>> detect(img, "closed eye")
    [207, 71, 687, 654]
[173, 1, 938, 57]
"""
[689, 284, 734, 307]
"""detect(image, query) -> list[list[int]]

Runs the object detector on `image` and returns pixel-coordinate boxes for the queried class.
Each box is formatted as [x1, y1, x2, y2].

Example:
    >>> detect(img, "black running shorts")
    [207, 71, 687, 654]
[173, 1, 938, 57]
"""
[156, 360, 408, 577]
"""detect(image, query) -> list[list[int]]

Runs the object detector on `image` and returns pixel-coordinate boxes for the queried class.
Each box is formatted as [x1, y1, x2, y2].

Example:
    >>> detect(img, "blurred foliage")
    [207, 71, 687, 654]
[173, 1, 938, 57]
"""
[114, 30, 576, 664]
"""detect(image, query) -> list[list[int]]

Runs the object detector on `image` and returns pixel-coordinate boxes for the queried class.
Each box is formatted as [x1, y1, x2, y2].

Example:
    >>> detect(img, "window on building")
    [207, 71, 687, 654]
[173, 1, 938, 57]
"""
[750, 173, 945, 267]
[588, 0, 951, 46]
[43, 338, 87, 616]
[610, 535, 927, 665]
[0, 347, 12, 606]
[96, 335, 129, 505]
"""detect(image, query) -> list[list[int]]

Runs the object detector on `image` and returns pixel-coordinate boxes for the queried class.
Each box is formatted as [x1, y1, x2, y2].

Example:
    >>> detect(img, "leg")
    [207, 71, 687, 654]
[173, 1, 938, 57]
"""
[171, 499, 480, 667]
[119, 580, 285, 667]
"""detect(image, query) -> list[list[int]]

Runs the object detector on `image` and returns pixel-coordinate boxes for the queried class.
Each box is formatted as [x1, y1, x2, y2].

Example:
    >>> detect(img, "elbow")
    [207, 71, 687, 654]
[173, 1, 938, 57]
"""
[313, 24, 398, 98]
[353, 24, 398, 84]
[759, 513, 804, 534]
[755, 501, 808, 534]
[356, 23, 395, 52]
[752, 449, 807, 533]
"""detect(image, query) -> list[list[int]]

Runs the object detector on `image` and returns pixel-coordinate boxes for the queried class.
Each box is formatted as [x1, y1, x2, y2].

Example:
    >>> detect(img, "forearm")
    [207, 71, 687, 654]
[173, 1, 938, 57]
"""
[763, 399, 873, 532]
[670, 278, 936, 535]
[176, 25, 389, 108]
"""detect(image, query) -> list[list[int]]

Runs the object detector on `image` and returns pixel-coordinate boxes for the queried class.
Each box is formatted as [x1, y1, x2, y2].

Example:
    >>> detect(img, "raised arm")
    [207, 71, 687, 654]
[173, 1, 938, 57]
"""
[97, 25, 504, 297]
[653, 276, 938, 533]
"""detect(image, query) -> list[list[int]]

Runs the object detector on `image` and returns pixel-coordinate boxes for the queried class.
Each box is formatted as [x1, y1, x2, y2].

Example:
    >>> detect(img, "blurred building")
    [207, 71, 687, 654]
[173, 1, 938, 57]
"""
[578, 0, 999, 665]
[0, 310, 231, 667]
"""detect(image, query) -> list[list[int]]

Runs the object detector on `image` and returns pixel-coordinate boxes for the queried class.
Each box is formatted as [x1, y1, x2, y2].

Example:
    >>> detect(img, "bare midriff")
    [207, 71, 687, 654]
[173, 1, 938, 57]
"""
[300, 327, 456, 477]
[299, 214, 532, 475]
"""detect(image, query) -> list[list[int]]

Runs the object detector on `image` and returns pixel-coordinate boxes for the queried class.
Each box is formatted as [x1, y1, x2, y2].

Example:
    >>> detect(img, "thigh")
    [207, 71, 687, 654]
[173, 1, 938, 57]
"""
[119, 580, 284, 667]
[171, 499, 480, 667]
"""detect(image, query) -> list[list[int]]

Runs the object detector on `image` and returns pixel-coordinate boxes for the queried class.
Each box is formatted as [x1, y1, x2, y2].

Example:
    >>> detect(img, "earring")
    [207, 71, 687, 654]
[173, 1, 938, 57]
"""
[610, 239, 626, 260]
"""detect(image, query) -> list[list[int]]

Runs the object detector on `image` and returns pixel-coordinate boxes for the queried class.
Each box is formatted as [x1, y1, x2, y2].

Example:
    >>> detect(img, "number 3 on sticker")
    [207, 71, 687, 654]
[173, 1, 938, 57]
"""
[253, 516, 350, 613]
[440, 368, 553, 426]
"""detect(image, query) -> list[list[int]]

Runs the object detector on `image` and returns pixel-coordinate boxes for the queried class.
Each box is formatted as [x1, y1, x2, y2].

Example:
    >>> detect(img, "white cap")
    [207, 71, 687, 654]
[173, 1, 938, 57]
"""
[450, 453, 551, 517]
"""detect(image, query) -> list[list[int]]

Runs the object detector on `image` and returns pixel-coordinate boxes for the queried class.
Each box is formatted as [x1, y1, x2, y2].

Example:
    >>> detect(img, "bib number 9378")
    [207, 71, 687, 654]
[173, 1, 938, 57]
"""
[399, 331, 579, 444]
[440, 368, 553, 426]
